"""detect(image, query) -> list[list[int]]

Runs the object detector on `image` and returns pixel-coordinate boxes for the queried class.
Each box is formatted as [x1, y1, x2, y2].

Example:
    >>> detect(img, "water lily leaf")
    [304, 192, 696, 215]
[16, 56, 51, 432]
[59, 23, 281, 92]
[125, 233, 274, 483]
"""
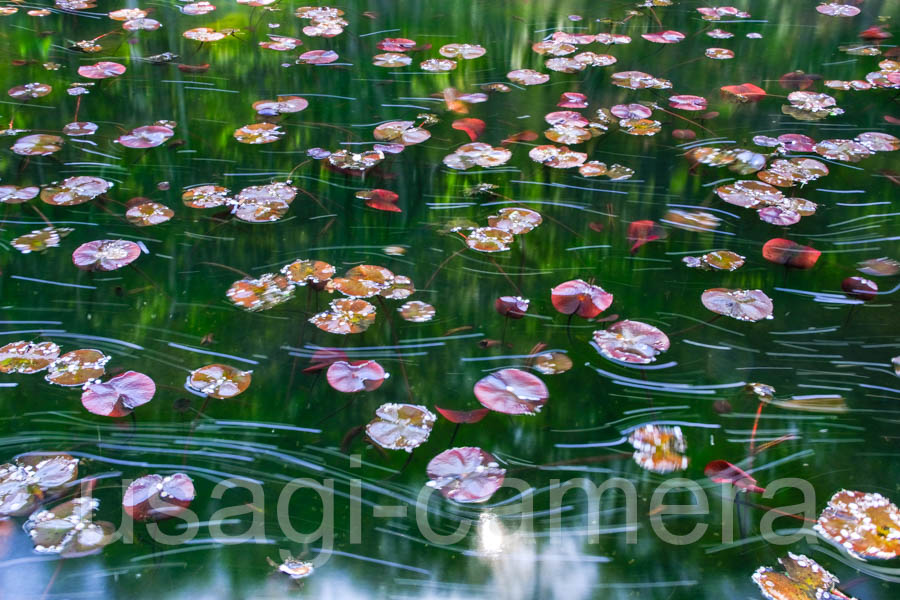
[529, 352, 572, 375]
[426, 447, 505, 503]
[398, 300, 435, 322]
[45, 349, 110, 386]
[310, 298, 377, 334]
[12, 134, 63, 156]
[495, 296, 529, 319]
[474, 368, 548, 415]
[815, 490, 900, 560]
[72, 239, 141, 271]
[187, 363, 251, 399]
[326, 360, 387, 393]
[281, 259, 335, 286]
[366, 403, 436, 452]
[77, 61, 126, 79]
[0, 453, 78, 517]
[752, 553, 855, 600]
[356, 188, 401, 212]
[701, 288, 774, 322]
[125, 201, 173, 226]
[720, 83, 766, 102]
[592, 320, 670, 364]
[25, 497, 114, 557]
[0, 185, 39, 204]
[487, 208, 542, 234]
[551, 279, 613, 318]
[628, 424, 688, 473]
[226, 274, 294, 311]
[0, 341, 59, 374]
[117, 125, 173, 148]
[81, 371, 155, 417]
[123, 473, 195, 521]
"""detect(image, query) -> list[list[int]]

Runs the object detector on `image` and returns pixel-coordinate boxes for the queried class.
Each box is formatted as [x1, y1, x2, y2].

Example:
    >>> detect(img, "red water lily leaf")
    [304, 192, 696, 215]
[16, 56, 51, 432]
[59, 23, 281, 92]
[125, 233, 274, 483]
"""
[434, 406, 490, 424]
[474, 368, 548, 415]
[81, 371, 155, 417]
[123, 473, 195, 521]
[178, 63, 210, 73]
[762, 238, 821, 269]
[842, 276, 878, 300]
[550, 279, 613, 318]
[326, 360, 387, 393]
[452, 118, 486, 142]
[705, 460, 765, 493]
[356, 188, 401, 212]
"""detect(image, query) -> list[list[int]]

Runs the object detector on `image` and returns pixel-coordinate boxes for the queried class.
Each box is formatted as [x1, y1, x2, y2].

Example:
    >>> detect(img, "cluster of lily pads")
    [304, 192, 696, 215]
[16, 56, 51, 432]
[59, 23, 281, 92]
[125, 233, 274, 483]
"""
[451, 206, 542, 253]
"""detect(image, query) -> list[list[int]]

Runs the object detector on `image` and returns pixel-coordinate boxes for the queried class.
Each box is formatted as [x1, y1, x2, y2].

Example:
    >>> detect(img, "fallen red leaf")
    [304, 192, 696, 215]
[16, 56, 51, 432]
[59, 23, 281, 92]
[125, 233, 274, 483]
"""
[452, 118, 486, 142]
[627, 220, 664, 254]
[720, 83, 766, 102]
[501, 130, 538, 146]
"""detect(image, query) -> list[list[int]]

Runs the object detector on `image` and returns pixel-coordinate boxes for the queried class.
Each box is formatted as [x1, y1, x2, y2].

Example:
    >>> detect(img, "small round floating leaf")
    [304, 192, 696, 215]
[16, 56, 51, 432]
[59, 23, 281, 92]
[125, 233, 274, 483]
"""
[81, 371, 155, 417]
[281, 259, 335, 286]
[125, 201, 173, 226]
[63, 121, 98, 136]
[842, 276, 878, 301]
[182, 185, 230, 209]
[226, 274, 294, 312]
[326, 360, 387, 393]
[42, 176, 112, 206]
[8, 82, 52, 99]
[815, 490, 900, 560]
[550, 279, 613, 318]
[45, 349, 110, 386]
[487, 208, 542, 234]
[398, 300, 435, 322]
[297, 50, 339, 64]
[72, 239, 141, 271]
[12, 134, 63, 156]
[24, 497, 114, 557]
[628, 424, 688, 473]
[701, 288, 774, 322]
[252, 96, 308, 115]
[310, 298, 377, 334]
[0, 453, 79, 517]
[529, 352, 573, 375]
[187, 364, 251, 399]
[474, 368, 548, 415]
[366, 403, 436, 452]
[426, 447, 505, 503]
[466, 227, 513, 252]
[123, 473, 195, 522]
[858, 257, 900, 277]
[233, 123, 284, 144]
[0, 341, 60, 374]
[183, 27, 225, 42]
[0, 185, 39, 204]
[77, 61, 126, 79]
[592, 320, 670, 364]
[816, 3, 860, 17]
[507, 69, 549, 85]
[117, 125, 173, 148]
[752, 553, 852, 600]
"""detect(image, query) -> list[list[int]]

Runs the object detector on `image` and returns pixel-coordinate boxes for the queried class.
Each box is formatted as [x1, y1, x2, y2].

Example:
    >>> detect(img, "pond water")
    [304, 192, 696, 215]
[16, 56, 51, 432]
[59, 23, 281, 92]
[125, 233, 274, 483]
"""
[1, 0, 900, 598]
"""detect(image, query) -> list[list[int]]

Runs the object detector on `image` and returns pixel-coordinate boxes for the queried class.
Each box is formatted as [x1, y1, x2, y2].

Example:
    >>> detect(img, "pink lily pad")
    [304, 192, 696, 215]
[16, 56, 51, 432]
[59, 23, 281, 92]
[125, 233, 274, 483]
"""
[123, 473, 195, 521]
[592, 320, 670, 364]
[81, 370, 155, 417]
[72, 239, 141, 271]
[473, 368, 548, 415]
[426, 447, 506, 503]
[326, 360, 387, 393]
